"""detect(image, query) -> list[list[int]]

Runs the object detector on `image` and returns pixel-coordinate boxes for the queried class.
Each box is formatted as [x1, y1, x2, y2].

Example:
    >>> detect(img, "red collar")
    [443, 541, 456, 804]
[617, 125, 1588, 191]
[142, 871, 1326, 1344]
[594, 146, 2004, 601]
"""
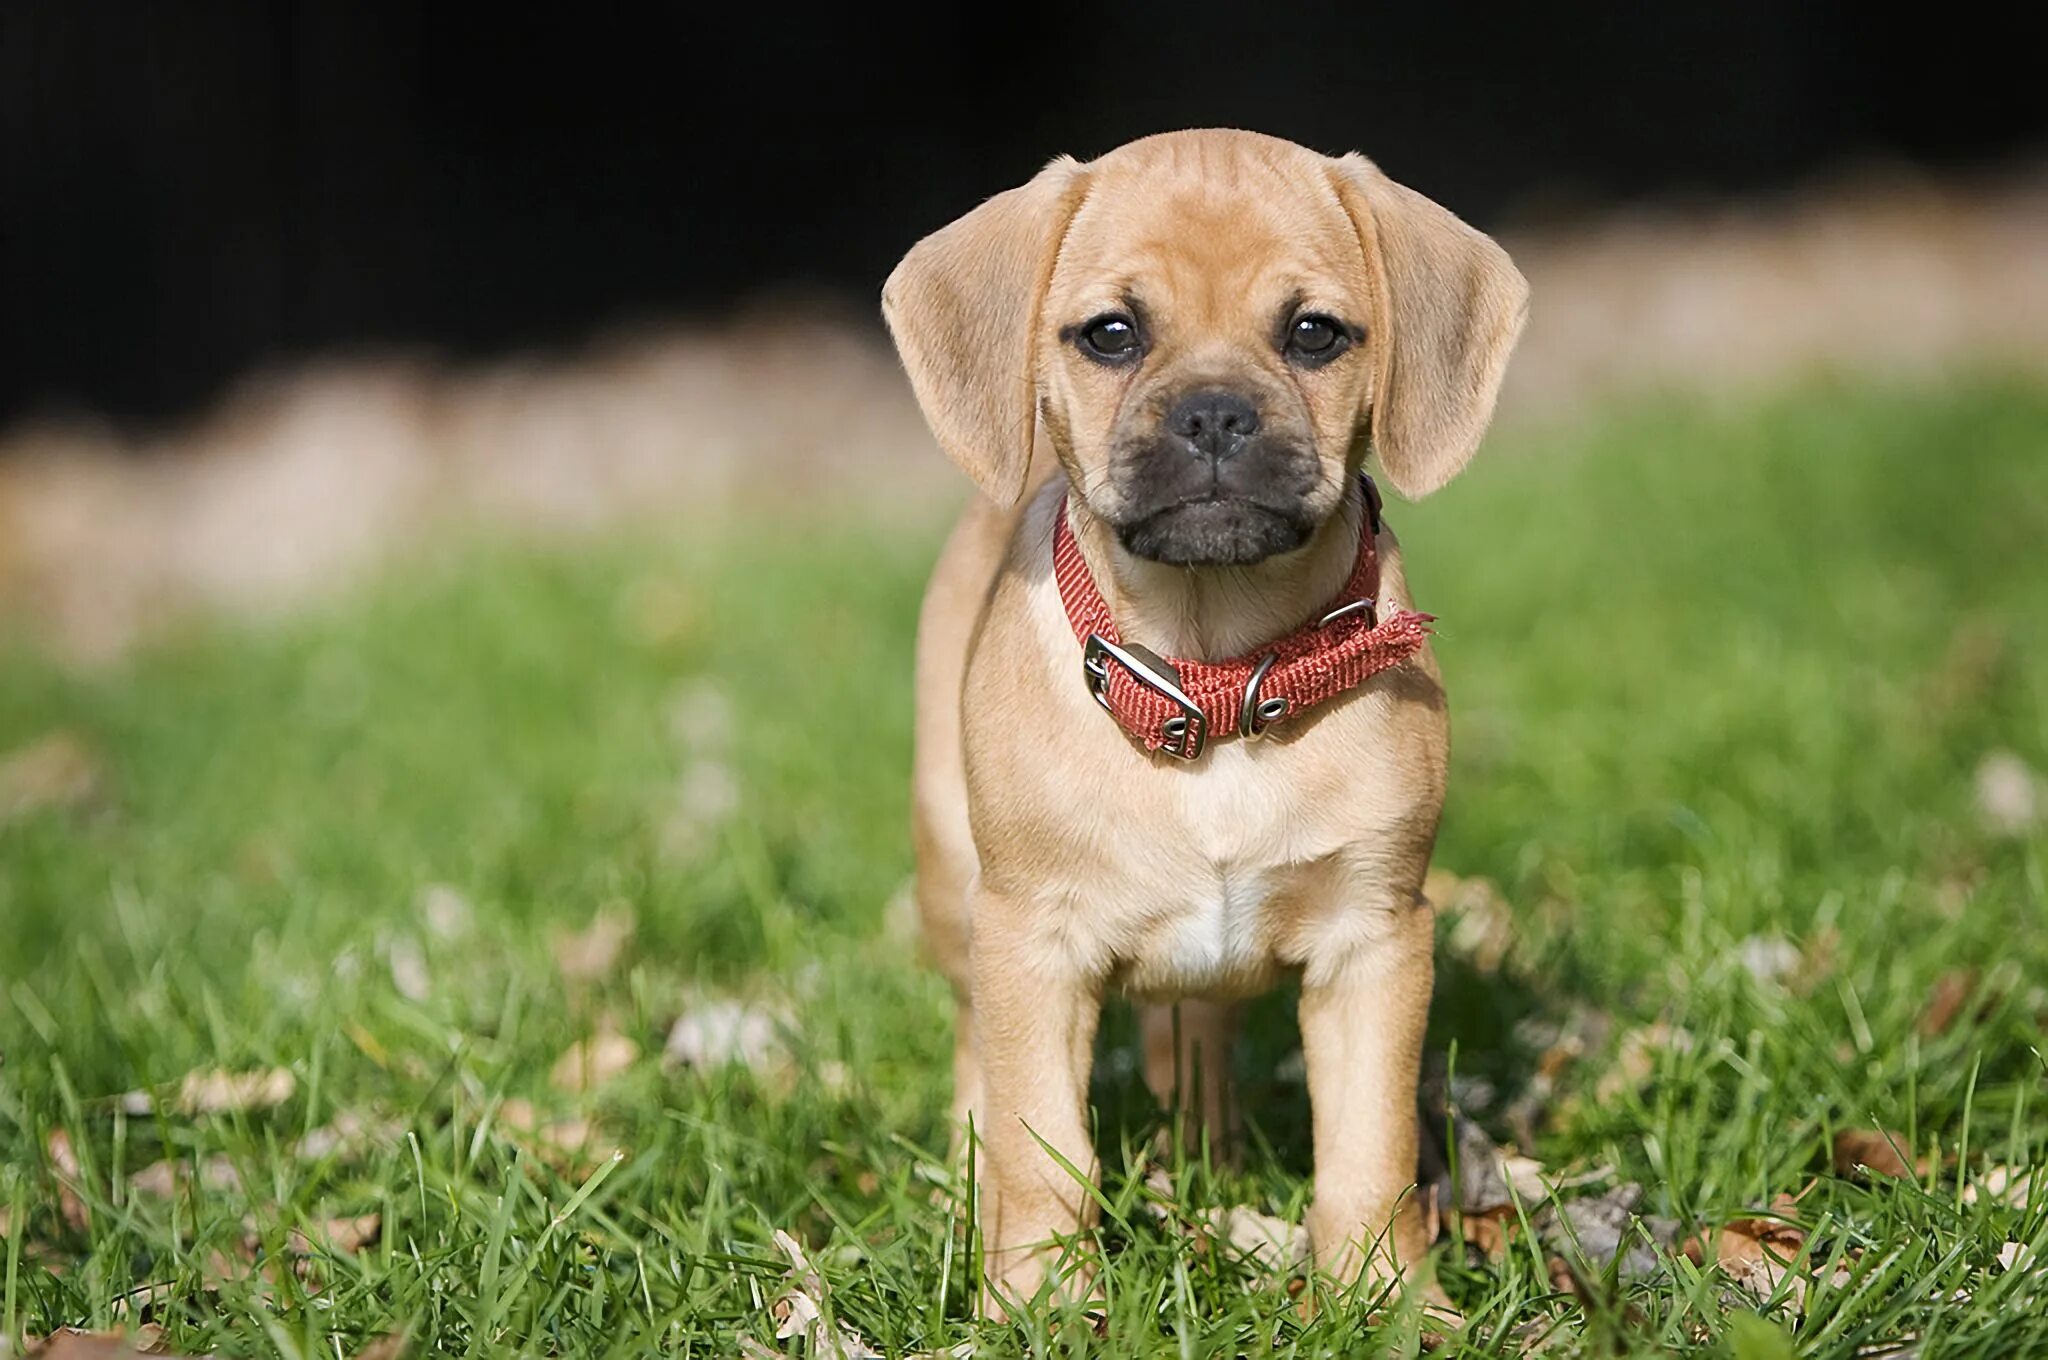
[1054, 475, 1434, 761]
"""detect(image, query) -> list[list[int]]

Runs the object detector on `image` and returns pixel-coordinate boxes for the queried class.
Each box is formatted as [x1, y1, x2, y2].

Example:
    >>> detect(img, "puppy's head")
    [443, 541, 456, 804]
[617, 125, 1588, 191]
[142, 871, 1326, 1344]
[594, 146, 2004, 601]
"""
[884, 130, 1528, 567]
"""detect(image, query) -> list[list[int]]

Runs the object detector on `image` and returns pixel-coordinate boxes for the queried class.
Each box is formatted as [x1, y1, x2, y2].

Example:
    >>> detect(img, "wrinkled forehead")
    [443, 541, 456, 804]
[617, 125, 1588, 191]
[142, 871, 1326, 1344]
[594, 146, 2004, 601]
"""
[1050, 148, 1370, 323]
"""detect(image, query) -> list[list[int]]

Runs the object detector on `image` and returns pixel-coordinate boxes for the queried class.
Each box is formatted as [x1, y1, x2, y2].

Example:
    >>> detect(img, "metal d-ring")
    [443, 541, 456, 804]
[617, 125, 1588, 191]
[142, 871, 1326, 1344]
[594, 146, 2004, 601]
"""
[1317, 597, 1377, 630]
[1237, 652, 1288, 739]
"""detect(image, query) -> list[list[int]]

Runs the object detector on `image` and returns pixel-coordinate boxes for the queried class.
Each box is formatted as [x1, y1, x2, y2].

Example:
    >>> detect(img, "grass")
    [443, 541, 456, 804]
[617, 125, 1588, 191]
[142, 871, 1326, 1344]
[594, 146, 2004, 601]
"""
[1, 375, 2045, 1357]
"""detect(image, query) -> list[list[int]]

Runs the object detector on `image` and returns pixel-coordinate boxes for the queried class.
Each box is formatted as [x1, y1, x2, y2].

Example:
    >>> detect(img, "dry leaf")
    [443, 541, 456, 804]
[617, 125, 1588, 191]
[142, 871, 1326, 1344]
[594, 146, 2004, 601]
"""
[126, 1160, 183, 1199]
[1975, 751, 2041, 836]
[659, 761, 740, 861]
[294, 1109, 404, 1161]
[1594, 1022, 1694, 1102]
[1833, 1129, 1923, 1180]
[288, 1213, 381, 1256]
[1919, 970, 1978, 1037]
[1962, 1164, 2035, 1210]
[30, 1328, 198, 1358]
[1503, 1005, 1612, 1144]
[121, 1067, 296, 1117]
[1460, 1210, 1514, 1262]
[665, 678, 734, 750]
[0, 732, 103, 826]
[352, 1335, 410, 1360]
[385, 934, 430, 1002]
[762, 1228, 881, 1359]
[418, 884, 473, 940]
[121, 1157, 238, 1199]
[550, 1028, 640, 1093]
[665, 998, 788, 1072]
[47, 1129, 91, 1232]
[496, 1098, 611, 1169]
[1204, 1205, 1310, 1272]
[549, 904, 636, 985]
[1714, 1220, 1806, 1305]
[1735, 935, 1802, 987]
[1429, 871, 1516, 975]
[1688, 1201, 1855, 1315]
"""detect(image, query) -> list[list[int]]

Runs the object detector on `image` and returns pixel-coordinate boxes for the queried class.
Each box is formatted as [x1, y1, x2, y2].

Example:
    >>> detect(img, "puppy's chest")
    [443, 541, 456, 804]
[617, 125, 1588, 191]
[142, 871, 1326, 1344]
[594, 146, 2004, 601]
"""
[1107, 750, 1343, 997]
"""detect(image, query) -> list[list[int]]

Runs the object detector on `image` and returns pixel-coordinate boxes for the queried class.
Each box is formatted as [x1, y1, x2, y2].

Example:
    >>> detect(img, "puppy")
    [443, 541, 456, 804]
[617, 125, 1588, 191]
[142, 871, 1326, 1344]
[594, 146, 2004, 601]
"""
[883, 129, 1527, 1311]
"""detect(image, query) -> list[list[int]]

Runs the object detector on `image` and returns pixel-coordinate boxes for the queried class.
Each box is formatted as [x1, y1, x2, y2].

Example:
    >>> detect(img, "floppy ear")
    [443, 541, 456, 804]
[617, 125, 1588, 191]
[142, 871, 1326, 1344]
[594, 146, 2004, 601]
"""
[882, 157, 1090, 506]
[1330, 154, 1529, 498]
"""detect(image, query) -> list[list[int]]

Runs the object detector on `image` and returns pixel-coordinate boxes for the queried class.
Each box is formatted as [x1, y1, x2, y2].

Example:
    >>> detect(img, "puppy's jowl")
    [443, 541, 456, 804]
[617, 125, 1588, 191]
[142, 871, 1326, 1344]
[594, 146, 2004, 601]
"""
[884, 129, 1527, 1312]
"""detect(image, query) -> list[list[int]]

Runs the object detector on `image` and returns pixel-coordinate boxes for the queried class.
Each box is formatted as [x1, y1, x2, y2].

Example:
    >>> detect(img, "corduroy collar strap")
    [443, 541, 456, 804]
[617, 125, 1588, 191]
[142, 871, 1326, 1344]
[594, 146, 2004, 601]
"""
[1054, 475, 1434, 761]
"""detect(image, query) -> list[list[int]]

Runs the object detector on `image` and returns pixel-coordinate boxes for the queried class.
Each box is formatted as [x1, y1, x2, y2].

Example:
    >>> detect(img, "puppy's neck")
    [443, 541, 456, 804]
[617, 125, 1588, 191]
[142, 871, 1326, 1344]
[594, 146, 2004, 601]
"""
[1064, 486, 1371, 662]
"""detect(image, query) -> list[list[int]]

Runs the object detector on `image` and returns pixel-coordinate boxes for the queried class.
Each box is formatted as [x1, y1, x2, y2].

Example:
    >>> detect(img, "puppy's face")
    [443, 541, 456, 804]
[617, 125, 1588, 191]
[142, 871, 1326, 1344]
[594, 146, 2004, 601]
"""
[1039, 147, 1376, 565]
[883, 130, 1528, 540]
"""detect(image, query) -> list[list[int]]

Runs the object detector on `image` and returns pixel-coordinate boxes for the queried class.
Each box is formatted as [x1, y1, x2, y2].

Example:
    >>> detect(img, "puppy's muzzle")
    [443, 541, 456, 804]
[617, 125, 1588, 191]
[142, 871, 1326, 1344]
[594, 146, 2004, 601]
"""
[1165, 389, 1261, 464]
[1111, 386, 1320, 567]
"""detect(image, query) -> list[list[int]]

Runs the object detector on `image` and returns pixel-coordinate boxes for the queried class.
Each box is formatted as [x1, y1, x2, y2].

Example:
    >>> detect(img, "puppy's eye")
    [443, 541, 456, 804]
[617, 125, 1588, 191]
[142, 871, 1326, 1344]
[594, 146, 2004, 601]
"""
[1286, 314, 1352, 366]
[1078, 314, 1143, 364]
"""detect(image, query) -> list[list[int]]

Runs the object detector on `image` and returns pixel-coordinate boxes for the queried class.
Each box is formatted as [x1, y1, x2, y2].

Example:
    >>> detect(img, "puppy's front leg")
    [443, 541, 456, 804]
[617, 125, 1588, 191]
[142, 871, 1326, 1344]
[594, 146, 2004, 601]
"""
[1299, 890, 1435, 1291]
[970, 885, 1102, 1315]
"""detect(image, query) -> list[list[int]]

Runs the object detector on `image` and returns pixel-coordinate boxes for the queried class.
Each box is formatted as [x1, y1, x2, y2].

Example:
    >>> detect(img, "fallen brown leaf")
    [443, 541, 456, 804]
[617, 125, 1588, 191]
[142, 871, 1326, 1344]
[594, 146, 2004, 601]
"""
[1461, 1210, 1522, 1263]
[1735, 935, 1802, 988]
[30, 1328, 195, 1358]
[1962, 1163, 2035, 1210]
[664, 998, 788, 1073]
[659, 761, 740, 862]
[352, 1335, 410, 1360]
[1975, 751, 2042, 836]
[126, 1159, 182, 1199]
[549, 904, 636, 985]
[1502, 1005, 1612, 1144]
[294, 1109, 405, 1161]
[123, 1155, 248, 1201]
[549, 1027, 640, 1093]
[1429, 870, 1516, 976]
[496, 1099, 614, 1170]
[1594, 1022, 1694, 1102]
[385, 934, 430, 1002]
[1204, 1205, 1310, 1272]
[1919, 970, 1979, 1037]
[418, 883, 473, 940]
[1679, 1194, 1844, 1313]
[120, 1066, 296, 1117]
[47, 1129, 91, 1232]
[1833, 1128, 1924, 1180]
[0, 731, 103, 827]
[762, 1228, 882, 1359]
[288, 1213, 381, 1256]
[665, 677, 734, 750]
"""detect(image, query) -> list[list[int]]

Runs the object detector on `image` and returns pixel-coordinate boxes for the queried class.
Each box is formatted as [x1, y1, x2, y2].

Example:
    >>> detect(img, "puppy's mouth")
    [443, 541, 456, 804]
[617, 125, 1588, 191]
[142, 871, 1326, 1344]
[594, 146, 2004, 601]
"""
[1114, 496, 1316, 566]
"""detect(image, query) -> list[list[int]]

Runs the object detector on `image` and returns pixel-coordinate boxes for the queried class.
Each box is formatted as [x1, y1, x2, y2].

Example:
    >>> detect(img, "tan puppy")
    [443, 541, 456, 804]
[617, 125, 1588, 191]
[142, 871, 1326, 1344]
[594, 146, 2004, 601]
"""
[883, 129, 1527, 1311]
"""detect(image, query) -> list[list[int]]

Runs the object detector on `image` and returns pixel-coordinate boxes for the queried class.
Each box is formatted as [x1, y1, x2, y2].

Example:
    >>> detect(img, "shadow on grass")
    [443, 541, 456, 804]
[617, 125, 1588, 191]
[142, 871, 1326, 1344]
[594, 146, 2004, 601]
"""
[1084, 947, 1559, 1188]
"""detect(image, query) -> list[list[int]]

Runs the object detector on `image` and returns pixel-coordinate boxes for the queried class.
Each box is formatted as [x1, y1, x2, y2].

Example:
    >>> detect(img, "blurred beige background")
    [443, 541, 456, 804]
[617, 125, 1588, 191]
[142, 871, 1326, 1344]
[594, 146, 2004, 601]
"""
[5, 167, 2044, 661]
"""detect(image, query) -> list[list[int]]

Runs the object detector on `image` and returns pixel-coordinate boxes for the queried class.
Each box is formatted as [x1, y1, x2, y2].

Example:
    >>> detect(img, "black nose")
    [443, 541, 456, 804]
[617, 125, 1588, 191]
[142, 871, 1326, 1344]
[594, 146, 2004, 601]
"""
[1165, 389, 1261, 460]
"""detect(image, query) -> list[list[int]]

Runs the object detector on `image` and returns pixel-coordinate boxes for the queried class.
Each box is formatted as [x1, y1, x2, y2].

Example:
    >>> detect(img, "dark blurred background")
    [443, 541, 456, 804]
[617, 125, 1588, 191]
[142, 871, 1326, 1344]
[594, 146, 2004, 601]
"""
[4, 2, 2045, 428]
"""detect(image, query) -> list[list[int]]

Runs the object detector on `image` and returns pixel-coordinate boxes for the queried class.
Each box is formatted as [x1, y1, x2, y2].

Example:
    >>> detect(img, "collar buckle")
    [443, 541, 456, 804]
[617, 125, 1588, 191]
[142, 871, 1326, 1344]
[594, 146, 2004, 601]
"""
[1082, 634, 1207, 760]
[1237, 652, 1288, 739]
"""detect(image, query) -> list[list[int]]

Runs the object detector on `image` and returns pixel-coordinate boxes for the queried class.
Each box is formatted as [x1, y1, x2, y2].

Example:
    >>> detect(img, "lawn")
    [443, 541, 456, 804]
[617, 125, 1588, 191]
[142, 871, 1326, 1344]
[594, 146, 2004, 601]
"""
[1, 376, 2045, 1358]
